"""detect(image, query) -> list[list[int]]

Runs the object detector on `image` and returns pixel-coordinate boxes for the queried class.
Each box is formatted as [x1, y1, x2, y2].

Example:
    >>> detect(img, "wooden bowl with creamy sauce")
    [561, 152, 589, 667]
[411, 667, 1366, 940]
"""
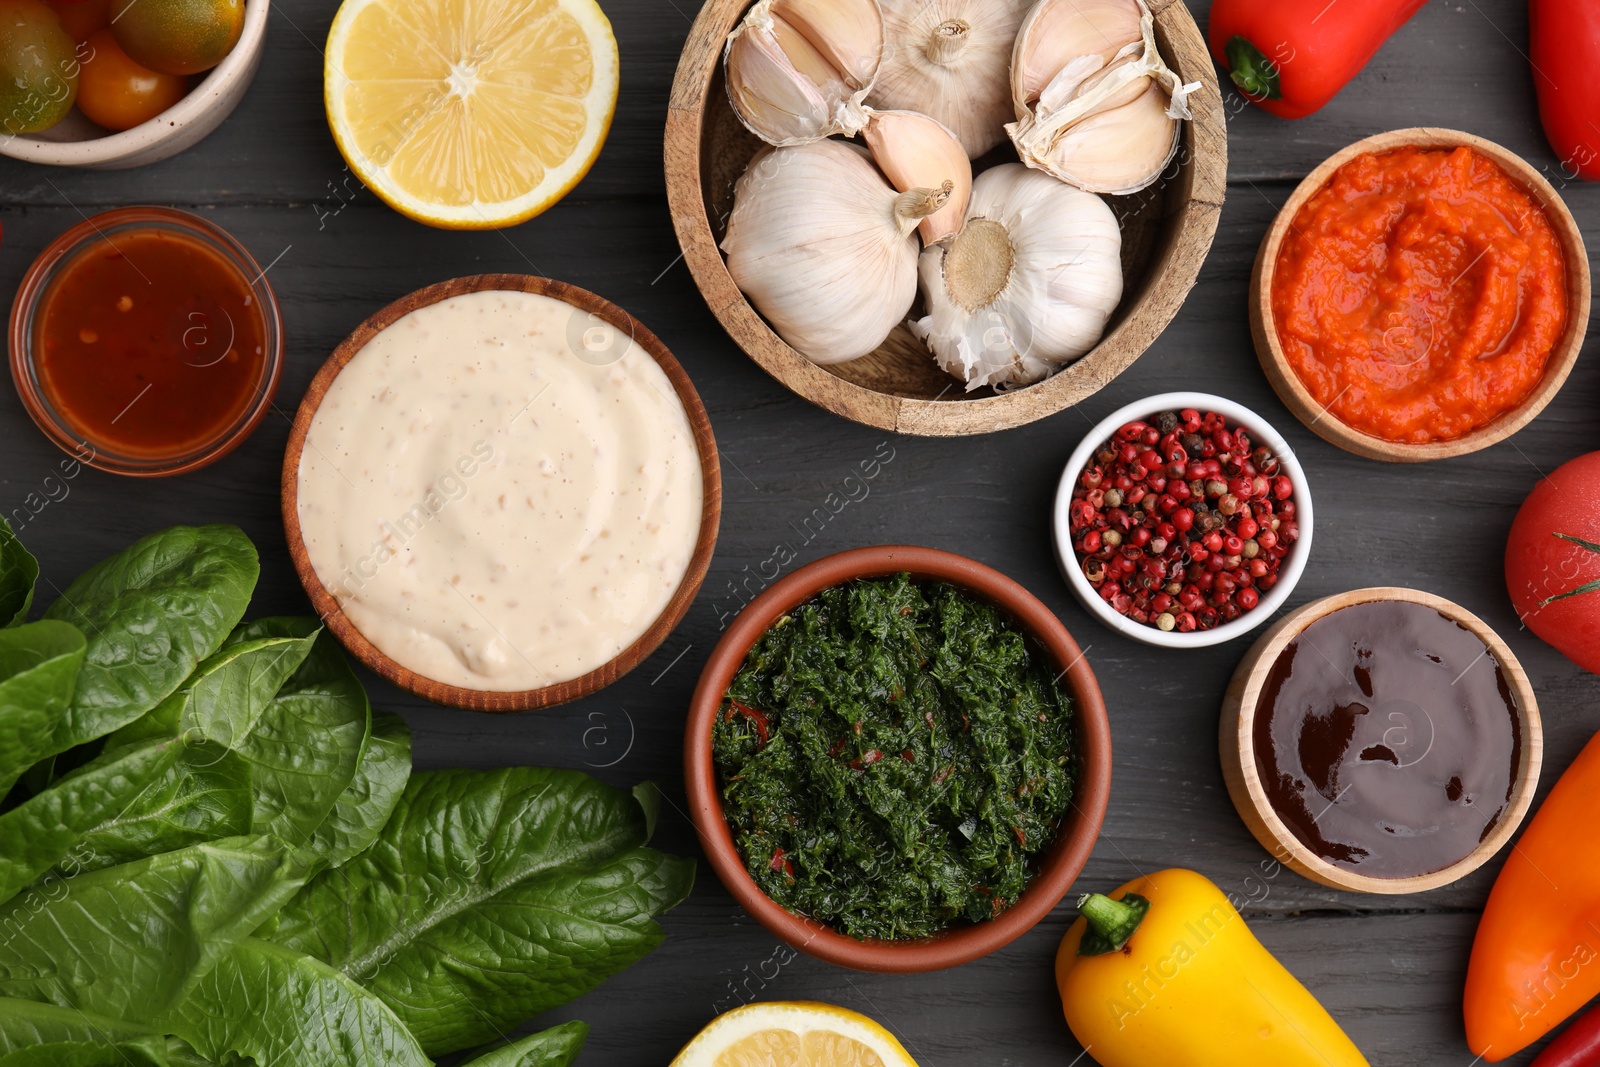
[282, 274, 721, 711]
[1220, 587, 1542, 894]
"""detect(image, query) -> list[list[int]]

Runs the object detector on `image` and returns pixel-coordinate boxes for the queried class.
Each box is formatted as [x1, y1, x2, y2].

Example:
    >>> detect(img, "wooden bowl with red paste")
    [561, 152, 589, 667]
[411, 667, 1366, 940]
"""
[1251, 128, 1589, 463]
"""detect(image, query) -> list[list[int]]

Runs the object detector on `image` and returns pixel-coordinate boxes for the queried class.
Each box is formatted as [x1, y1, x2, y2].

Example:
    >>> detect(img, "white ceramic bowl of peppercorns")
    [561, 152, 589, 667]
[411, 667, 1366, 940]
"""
[1052, 392, 1314, 649]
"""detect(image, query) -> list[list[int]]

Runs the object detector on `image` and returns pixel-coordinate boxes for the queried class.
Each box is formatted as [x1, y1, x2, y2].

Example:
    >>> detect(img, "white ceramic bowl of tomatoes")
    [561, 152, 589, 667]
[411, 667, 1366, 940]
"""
[0, 0, 265, 169]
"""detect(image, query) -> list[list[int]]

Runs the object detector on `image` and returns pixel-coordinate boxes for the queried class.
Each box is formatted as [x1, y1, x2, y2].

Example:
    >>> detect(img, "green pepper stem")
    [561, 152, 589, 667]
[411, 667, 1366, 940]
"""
[1224, 35, 1282, 101]
[1076, 891, 1150, 956]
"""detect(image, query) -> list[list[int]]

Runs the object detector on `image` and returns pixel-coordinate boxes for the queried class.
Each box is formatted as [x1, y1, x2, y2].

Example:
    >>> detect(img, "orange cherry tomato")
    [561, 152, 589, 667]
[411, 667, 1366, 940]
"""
[76, 28, 185, 131]
[45, 0, 110, 42]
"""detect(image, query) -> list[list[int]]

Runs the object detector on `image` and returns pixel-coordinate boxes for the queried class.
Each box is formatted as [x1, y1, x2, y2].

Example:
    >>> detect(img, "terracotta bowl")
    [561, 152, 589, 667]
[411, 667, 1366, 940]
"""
[1251, 127, 1590, 462]
[0, 0, 268, 169]
[664, 0, 1226, 436]
[1219, 587, 1543, 894]
[685, 545, 1112, 972]
[282, 274, 722, 712]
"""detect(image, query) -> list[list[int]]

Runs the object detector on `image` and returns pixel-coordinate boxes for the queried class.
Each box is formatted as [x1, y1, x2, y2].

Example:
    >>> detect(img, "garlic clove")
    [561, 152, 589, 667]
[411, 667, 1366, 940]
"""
[770, 13, 852, 92]
[912, 164, 1123, 390]
[727, 18, 838, 145]
[724, 0, 884, 147]
[772, 0, 882, 91]
[868, 0, 1033, 158]
[1028, 80, 1179, 196]
[1010, 0, 1142, 113]
[1005, 0, 1200, 195]
[861, 109, 971, 244]
[722, 140, 930, 364]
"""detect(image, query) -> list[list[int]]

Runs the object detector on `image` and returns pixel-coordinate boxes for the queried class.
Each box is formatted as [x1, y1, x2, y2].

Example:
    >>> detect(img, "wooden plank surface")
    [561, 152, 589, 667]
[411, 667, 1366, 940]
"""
[0, 0, 1592, 1063]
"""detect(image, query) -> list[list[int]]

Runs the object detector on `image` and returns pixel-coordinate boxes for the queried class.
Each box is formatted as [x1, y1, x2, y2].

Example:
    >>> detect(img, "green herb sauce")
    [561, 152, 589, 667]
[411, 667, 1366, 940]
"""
[712, 573, 1077, 941]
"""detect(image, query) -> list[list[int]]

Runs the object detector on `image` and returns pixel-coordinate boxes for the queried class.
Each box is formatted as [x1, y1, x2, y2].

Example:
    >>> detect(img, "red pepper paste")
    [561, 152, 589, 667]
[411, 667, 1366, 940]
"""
[1271, 145, 1567, 444]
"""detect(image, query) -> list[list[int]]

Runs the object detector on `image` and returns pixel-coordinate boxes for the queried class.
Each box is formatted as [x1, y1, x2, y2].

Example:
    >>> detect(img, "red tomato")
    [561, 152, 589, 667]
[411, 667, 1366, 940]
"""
[1506, 451, 1600, 672]
[76, 27, 185, 131]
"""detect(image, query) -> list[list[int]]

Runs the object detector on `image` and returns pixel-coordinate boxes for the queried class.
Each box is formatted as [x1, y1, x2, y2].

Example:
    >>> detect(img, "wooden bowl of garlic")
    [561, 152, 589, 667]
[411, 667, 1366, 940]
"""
[666, 0, 1226, 436]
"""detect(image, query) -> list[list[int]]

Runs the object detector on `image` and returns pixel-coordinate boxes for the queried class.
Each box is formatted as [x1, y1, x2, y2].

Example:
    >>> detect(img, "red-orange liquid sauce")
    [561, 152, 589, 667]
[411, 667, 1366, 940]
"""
[34, 227, 267, 458]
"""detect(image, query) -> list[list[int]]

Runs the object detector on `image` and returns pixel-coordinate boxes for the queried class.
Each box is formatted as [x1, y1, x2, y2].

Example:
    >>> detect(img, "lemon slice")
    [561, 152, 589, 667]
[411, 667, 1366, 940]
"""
[324, 0, 618, 229]
[670, 1002, 920, 1067]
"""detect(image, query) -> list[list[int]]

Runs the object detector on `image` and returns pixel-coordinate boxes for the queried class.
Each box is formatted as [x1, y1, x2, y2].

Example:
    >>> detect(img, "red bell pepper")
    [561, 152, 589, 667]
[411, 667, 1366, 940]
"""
[1530, 0, 1600, 180]
[1206, 0, 1430, 120]
[1531, 1002, 1600, 1067]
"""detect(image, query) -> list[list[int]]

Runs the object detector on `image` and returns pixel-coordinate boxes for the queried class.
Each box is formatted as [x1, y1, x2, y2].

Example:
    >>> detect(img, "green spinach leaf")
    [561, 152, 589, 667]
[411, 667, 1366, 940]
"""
[0, 837, 296, 1022]
[168, 937, 428, 1067]
[461, 1021, 588, 1067]
[0, 517, 38, 629]
[208, 622, 367, 849]
[0, 997, 160, 1049]
[0, 620, 85, 801]
[80, 630, 319, 869]
[270, 767, 694, 1055]
[65, 755, 251, 876]
[0, 1038, 173, 1067]
[42, 525, 258, 755]
[80, 621, 377, 876]
[300, 710, 410, 869]
[0, 737, 177, 906]
[0, 998, 235, 1066]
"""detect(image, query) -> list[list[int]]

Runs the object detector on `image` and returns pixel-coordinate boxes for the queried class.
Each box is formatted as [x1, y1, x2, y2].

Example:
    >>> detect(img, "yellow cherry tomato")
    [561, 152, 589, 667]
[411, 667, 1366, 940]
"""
[108, 0, 241, 75]
[0, 0, 78, 133]
[77, 28, 186, 131]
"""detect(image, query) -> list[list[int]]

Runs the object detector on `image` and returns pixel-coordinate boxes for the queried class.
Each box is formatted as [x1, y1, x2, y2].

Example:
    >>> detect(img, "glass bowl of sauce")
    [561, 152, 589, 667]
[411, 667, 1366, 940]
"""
[1220, 587, 1543, 895]
[8, 206, 284, 476]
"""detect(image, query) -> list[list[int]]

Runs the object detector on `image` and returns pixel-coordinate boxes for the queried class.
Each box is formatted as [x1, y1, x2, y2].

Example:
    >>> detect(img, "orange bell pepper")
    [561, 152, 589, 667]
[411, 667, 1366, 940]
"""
[1465, 731, 1600, 1060]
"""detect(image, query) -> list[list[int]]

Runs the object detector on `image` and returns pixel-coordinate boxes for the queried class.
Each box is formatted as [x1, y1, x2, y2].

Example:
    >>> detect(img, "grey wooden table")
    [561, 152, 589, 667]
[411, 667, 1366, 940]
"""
[0, 1, 1591, 1063]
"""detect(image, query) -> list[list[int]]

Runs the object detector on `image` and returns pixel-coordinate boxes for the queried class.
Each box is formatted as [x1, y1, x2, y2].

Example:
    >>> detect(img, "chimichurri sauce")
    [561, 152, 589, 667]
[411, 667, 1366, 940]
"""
[712, 573, 1077, 941]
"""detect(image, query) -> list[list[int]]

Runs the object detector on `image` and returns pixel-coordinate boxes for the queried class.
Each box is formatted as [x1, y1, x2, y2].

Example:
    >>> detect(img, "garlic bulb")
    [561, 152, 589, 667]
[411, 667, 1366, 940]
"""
[912, 164, 1122, 390]
[1005, 0, 1200, 195]
[723, 140, 950, 364]
[868, 0, 1033, 158]
[861, 109, 971, 244]
[724, 0, 884, 146]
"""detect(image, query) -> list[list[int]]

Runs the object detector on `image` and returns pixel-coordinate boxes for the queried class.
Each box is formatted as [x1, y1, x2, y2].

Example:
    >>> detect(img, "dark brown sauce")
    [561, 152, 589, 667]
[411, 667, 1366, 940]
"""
[34, 227, 268, 460]
[1254, 600, 1520, 878]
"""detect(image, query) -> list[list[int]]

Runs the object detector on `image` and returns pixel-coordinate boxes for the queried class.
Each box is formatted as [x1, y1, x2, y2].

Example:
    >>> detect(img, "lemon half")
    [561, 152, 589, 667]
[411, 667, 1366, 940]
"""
[324, 0, 618, 229]
[669, 1002, 921, 1067]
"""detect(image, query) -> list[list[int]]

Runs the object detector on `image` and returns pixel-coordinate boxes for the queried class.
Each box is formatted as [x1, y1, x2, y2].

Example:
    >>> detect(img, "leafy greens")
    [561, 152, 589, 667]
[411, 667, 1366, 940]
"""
[0, 524, 691, 1066]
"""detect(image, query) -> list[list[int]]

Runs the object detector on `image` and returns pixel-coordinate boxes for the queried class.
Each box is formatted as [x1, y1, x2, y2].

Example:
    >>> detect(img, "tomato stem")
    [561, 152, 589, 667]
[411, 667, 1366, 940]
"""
[1540, 533, 1600, 606]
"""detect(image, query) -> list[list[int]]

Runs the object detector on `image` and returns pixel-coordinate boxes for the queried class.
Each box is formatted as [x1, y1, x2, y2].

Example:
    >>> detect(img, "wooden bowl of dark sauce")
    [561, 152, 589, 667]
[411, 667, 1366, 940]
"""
[1220, 587, 1542, 894]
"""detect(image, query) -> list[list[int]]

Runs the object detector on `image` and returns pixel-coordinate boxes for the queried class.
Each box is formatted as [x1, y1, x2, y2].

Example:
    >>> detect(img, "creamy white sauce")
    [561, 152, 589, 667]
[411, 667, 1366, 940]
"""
[296, 289, 702, 691]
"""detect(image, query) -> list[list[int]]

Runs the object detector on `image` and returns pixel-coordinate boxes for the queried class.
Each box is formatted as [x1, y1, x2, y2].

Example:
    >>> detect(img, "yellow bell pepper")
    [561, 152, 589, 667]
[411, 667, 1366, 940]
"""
[1054, 868, 1369, 1067]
